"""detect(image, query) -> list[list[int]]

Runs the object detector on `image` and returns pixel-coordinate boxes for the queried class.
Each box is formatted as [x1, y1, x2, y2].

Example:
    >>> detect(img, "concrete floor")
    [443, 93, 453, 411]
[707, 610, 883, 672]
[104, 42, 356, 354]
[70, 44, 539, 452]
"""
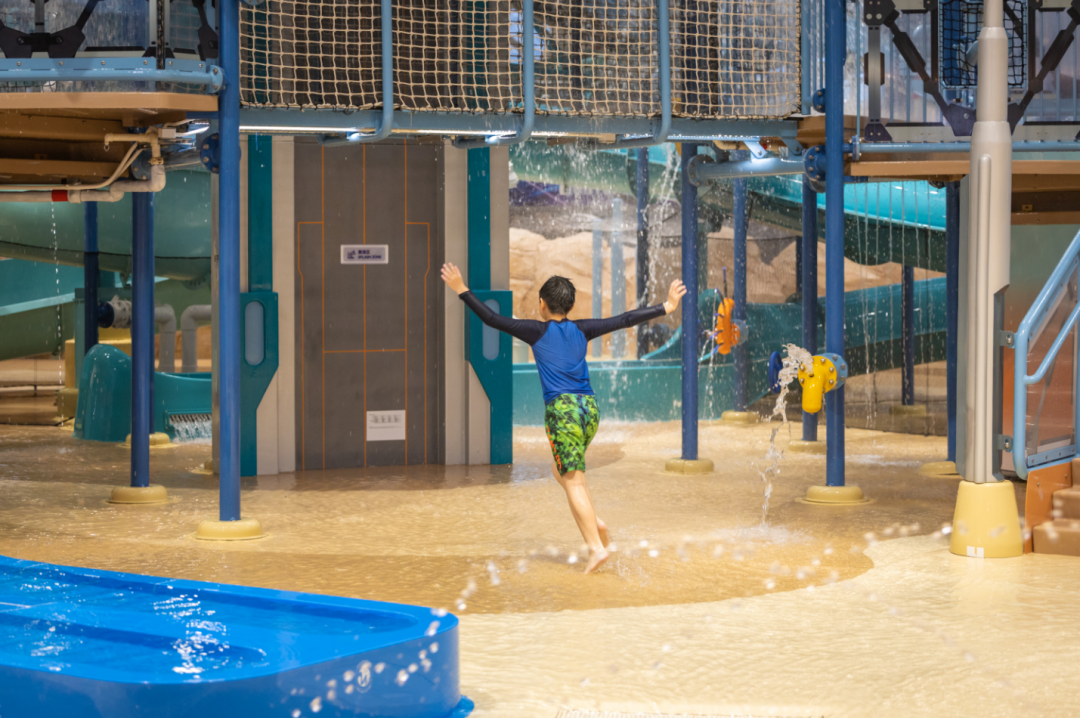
[0, 419, 1074, 717]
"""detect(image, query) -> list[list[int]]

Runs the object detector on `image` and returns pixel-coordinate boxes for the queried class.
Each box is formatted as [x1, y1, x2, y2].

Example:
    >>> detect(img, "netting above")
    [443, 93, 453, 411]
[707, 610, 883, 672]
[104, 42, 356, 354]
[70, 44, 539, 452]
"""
[240, 0, 802, 120]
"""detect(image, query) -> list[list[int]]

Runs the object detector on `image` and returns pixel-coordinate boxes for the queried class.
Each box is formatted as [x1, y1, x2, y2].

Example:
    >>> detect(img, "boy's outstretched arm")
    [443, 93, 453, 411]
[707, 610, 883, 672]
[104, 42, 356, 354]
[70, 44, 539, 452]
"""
[575, 279, 687, 341]
[440, 262, 545, 345]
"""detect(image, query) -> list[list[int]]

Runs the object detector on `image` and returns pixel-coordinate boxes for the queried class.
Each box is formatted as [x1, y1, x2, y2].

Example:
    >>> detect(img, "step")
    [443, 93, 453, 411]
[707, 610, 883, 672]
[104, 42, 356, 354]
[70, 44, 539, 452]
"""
[1032, 519, 1080, 556]
[1052, 487, 1080, 520]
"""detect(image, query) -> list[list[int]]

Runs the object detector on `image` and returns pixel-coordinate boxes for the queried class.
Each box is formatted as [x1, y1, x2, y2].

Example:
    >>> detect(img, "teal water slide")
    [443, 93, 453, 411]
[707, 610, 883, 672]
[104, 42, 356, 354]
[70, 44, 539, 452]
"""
[509, 144, 948, 425]
[0, 170, 211, 363]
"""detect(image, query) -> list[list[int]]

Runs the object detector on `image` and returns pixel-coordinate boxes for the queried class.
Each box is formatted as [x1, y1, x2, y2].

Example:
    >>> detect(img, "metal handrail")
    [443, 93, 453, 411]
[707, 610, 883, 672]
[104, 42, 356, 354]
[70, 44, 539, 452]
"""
[611, 0, 671, 148]
[453, 0, 535, 149]
[319, 0, 393, 147]
[1012, 227, 1080, 478]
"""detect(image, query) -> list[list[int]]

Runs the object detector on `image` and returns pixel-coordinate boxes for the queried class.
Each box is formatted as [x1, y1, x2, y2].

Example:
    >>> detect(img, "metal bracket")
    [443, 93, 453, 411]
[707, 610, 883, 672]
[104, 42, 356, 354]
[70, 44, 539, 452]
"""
[812, 89, 826, 114]
[804, 145, 827, 183]
[998, 330, 1016, 348]
[882, 13, 976, 136]
[201, 132, 221, 174]
[1007, 0, 1080, 130]
[743, 139, 768, 159]
[995, 435, 1014, 452]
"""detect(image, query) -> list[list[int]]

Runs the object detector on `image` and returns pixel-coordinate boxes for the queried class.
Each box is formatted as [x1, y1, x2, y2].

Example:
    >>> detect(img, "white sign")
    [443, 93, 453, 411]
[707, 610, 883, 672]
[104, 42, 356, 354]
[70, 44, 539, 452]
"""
[341, 245, 389, 265]
[367, 410, 406, 442]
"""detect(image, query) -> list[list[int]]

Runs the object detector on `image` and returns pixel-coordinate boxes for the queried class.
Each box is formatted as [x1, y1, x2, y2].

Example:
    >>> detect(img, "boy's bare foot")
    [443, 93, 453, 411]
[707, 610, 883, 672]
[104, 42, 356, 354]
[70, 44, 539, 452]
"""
[584, 548, 609, 574]
[596, 518, 611, 548]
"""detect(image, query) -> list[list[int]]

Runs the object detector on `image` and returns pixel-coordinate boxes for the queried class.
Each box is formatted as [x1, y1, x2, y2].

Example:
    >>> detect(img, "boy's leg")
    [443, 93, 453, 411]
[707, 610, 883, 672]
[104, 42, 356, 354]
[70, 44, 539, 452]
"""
[553, 469, 609, 573]
[551, 461, 609, 548]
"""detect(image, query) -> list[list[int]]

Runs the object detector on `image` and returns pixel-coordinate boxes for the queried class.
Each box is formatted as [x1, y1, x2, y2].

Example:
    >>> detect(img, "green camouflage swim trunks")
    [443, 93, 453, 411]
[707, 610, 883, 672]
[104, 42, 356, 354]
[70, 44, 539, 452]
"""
[545, 393, 600, 475]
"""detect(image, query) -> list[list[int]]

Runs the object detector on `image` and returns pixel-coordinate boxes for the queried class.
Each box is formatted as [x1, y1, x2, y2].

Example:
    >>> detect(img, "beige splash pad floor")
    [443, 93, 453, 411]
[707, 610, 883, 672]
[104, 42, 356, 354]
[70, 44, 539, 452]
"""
[0, 420, 1076, 717]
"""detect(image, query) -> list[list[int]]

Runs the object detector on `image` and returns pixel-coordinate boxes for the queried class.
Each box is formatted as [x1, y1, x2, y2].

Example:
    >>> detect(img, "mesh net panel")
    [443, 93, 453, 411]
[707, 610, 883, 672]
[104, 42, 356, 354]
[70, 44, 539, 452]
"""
[672, 0, 802, 119]
[941, 0, 1026, 89]
[240, 0, 800, 119]
[532, 0, 660, 117]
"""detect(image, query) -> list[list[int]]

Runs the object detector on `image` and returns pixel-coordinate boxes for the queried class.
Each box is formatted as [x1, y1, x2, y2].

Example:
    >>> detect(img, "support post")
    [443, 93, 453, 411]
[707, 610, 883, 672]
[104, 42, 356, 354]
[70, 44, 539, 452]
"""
[196, 0, 264, 539]
[721, 174, 756, 425]
[950, 0, 1021, 557]
[902, 264, 916, 405]
[666, 143, 713, 474]
[803, 0, 865, 501]
[108, 194, 167, 505]
[636, 148, 651, 358]
[797, 177, 822, 449]
[131, 193, 153, 486]
[946, 181, 960, 462]
[825, 0, 846, 489]
[611, 198, 626, 358]
[592, 217, 603, 357]
[84, 203, 99, 353]
[733, 177, 748, 412]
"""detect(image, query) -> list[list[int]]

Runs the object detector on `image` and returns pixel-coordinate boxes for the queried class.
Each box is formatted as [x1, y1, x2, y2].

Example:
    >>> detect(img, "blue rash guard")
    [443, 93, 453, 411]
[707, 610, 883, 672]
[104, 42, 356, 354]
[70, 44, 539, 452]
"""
[459, 291, 667, 404]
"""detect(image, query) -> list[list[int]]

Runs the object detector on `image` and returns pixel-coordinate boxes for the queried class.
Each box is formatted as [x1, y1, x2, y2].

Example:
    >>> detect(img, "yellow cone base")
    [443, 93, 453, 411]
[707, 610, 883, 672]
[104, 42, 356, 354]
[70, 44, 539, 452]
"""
[804, 485, 869, 504]
[720, 410, 759, 425]
[665, 458, 715, 475]
[949, 480, 1023, 558]
[191, 458, 215, 476]
[57, 388, 79, 420]
[195, 518, 266, 541]
[890, 404, 927, 416]
[787, 440, 827, 455]
[108, 485, 169, 505]
[920, 460, 959, 477]
[122, 432, 172, 448]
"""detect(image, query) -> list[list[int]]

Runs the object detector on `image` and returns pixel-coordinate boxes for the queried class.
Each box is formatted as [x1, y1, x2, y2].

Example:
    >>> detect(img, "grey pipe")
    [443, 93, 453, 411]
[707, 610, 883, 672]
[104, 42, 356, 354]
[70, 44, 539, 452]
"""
[181, 304, 212, 373]
[688, 154, 804, 185]
[155, 305, 177, 373]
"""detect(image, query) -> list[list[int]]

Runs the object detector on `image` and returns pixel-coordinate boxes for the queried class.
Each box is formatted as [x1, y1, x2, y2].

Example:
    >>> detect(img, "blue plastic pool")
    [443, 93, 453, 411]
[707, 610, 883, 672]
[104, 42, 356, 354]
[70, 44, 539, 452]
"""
[0, 556, 472, 717]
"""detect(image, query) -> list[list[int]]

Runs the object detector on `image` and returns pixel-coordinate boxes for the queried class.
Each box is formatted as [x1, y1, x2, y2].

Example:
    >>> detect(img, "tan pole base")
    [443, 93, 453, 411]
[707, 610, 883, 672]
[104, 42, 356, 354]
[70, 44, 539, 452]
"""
[890, 404, 928, 416]
[195, 517, 267, 541]
[949, 480, 1023, 558]
[664, 458, 715, 475]
[919, 460, 960, 477]
[121, 432, 172, 448]
[108, 485, 169, 504]
[720, 410, 759, 425]
[787, 440, 827, 455]
[803, 485, 869, 504]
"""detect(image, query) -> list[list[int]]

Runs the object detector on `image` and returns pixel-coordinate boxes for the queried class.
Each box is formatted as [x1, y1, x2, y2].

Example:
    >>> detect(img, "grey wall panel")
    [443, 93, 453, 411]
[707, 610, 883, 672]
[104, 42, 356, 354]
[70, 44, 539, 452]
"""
[294, 139, 443, 469]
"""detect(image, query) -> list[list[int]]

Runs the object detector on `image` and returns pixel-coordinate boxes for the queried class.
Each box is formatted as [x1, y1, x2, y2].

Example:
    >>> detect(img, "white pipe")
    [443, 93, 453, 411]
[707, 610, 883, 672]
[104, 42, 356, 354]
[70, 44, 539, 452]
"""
[964, 0, 1012, 484]
[155, 305, 177, 373]
[181, 304, 212, 373]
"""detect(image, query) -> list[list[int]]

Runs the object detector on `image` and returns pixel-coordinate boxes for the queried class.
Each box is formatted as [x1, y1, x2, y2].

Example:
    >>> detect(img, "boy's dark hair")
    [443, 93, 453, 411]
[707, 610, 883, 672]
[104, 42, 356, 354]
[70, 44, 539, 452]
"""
[539, 276, 575, 315]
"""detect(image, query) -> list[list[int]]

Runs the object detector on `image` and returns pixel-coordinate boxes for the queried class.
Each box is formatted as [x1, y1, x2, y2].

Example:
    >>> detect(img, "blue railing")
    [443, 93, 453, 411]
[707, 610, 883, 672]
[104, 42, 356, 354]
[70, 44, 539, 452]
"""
[1013, 228, 1080, 479]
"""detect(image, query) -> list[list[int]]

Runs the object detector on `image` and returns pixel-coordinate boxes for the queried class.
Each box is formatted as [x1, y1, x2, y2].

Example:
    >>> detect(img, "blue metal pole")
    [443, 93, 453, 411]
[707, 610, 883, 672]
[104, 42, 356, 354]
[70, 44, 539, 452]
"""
[636, 147, 651, 358]
[681, 143, 699, 461]
[131, 193, 153, 488]
[946, 181, 960, 462]
[801, 177, 819, 442]
[84, 203, 99, 353]
[733, 175, 748, 412]
[219, 0, 242, 521]
[825, 0, 846, 487]
[902, 264, 915, 405]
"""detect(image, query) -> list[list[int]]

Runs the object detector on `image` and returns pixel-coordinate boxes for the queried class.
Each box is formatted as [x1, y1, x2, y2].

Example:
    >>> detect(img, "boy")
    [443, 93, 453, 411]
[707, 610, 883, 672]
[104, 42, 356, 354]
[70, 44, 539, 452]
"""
[441, 262, 686, 573]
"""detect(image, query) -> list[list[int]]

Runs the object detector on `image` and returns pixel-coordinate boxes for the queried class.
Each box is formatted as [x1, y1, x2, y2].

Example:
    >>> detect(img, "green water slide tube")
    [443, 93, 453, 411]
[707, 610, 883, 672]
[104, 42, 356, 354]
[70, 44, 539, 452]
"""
[0, 171, 212, 363]
[0, 170, 212, 282]
[509, 144, 947, 272]
[513, 279, 945, 425]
